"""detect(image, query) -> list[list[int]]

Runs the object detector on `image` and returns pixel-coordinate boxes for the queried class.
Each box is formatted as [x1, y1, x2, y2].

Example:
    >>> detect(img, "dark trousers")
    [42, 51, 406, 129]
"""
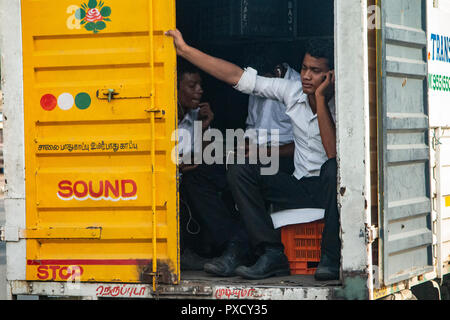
[180, 164, 246, 257]
[227, 158, 341, 264]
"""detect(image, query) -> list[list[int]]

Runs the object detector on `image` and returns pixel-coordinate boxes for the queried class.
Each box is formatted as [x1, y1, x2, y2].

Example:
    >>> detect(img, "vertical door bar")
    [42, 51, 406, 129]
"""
[434, 127, 444, 280]
[148, 0, 157, 292]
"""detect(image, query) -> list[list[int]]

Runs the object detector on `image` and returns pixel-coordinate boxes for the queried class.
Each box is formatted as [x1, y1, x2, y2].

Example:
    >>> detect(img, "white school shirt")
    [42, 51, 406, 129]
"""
[234, 67, 336, 180]
[177, 108, 200, 157]
[245, 63, 298, 146]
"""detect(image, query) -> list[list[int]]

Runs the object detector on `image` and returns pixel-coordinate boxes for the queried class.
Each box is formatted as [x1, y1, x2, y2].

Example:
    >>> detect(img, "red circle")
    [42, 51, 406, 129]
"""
[40, 94, 57, 111]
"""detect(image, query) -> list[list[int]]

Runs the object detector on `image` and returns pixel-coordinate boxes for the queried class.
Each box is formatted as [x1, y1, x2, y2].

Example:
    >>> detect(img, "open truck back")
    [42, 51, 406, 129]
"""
[0, 0, 449, 300]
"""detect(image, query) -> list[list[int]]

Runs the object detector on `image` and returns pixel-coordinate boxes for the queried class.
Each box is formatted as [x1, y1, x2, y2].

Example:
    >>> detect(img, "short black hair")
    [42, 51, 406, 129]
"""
[304, 38, 334, 70]
[177, 58, 201, 87]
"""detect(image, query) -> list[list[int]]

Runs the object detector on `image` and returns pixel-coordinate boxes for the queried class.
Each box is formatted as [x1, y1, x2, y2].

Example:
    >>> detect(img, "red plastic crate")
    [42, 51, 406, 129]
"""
[281, 220, 325, 275]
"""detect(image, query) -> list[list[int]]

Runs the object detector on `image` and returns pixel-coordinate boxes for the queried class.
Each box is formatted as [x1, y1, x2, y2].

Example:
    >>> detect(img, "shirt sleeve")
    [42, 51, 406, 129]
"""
[234, 67, 303, 110]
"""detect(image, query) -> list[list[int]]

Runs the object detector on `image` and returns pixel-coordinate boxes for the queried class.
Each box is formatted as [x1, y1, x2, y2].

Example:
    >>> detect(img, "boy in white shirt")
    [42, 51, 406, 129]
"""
[168, 30, 340, 281]
[177, 61, 247, 270]
[244, 62, 297, 175]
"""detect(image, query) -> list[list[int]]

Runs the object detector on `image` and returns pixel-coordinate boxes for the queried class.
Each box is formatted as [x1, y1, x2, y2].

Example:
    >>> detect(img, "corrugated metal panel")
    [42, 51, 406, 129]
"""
[435, 133, 450, 274]
[21, 0, 178, 284]
[378, 0, 433, 285]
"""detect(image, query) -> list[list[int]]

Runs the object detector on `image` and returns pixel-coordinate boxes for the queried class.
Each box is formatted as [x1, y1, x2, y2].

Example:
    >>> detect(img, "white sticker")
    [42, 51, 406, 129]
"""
[58, 93, 75, 111]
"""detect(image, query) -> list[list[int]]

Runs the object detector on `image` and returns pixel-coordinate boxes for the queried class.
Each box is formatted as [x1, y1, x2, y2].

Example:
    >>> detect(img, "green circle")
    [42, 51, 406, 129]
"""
[75, 93, 91, 110]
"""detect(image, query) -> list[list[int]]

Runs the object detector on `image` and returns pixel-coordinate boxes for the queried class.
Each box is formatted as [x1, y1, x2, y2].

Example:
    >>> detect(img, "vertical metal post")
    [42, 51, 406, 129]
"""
[148, 0, 158, 292]
[335, 0, 372, 300]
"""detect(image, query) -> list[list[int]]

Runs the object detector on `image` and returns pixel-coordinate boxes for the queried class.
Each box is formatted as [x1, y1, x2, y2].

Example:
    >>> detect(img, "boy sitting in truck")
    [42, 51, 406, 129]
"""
[242, 62, 297, 175]
[176, 60, 246, 270]
[167, 29, 340, 281]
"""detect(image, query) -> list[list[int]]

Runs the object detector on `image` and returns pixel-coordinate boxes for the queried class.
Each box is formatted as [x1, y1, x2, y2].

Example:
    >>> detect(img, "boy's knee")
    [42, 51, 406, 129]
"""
[226, 163, 256, 186]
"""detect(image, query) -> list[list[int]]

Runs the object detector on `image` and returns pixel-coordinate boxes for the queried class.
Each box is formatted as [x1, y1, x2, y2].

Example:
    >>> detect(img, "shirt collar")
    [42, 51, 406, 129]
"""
[304, 97, 318, 121]
[298, 92, 308, 104]
[180, 108, 198, 124]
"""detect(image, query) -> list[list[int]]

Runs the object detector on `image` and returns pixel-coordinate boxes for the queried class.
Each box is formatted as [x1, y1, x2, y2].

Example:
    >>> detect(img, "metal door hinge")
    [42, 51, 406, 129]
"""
[0, 225, 19, 242]
[365, 225, 379, 244]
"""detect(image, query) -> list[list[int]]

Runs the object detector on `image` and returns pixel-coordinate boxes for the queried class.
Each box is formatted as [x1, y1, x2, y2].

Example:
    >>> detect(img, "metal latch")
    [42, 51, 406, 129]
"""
[105, 88, 119, 102]
[96, 88, 120, 102]
[145, 108, 166, 119]
[96, 88, 152, 102]
[365, 225, 379, 244]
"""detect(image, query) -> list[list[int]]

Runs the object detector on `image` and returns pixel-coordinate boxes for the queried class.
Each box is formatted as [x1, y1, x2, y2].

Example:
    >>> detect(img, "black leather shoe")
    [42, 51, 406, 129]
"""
[180, 248, 212, 271]
[204, 242, 251, 277]
[235, 248, 290, 280]
[314, 255, 340, 281]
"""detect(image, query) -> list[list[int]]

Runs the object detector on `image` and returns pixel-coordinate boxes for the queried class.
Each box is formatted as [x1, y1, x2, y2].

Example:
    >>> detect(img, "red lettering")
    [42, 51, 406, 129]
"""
[89, 180, 103, 198]
[59, 267, 71, 280]
[96, 286, 104, 296]
[93, 285, 145, 297]
[37, 266, 49, 280]
[105, 180, 119, 198]
[111, 286, 120, 296]
[59, 179, 137, 201]
[73, 181, 88, 198]
[121, 180, 137, 198]
[58, 180, 73, 198]
[121, 286, 131, 296]
[35, 265, 84, 281]
[49, 266, 59, 280]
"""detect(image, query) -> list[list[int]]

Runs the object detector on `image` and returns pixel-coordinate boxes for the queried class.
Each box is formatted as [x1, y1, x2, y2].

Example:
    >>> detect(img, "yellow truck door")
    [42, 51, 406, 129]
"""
[21, 0, 179, 285]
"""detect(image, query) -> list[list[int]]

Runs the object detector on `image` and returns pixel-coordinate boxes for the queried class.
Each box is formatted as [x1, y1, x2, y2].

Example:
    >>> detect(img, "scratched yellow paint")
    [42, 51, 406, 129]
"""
[21, 0, 179, 284]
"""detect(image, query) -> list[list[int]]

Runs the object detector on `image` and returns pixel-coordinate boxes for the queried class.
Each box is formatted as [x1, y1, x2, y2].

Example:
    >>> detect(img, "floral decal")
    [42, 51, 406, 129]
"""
[75, 0, 112, 34]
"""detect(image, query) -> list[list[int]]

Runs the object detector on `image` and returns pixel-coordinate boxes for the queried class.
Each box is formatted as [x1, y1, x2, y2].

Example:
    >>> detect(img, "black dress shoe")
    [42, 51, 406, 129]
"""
[204, 242, 251, 277]
[314, 255, 340, 281]
[180, 248, 212, 271]
[235, 248, 290, 280]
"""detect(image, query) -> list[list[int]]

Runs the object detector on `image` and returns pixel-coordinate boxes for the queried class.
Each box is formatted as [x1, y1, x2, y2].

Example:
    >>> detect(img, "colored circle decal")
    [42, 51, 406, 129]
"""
[75, 93, 91, 110]
[40, 94, 57, 111]
[58, 93, 74, 110]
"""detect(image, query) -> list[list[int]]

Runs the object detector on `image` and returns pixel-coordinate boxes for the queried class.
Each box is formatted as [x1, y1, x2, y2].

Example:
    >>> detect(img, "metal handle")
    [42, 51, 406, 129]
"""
[96, 89, 119, 102]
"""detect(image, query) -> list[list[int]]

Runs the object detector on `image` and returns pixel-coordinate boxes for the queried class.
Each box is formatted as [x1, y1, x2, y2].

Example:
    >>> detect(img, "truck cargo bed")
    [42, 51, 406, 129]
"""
[181, 271, 341, 288]
[153, 271, 342, 299]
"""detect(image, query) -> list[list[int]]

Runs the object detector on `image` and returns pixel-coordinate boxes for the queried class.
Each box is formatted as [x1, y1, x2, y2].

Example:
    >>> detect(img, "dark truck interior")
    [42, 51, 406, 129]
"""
[175, 0, 339, 288]
[177, 0, 334, 133]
